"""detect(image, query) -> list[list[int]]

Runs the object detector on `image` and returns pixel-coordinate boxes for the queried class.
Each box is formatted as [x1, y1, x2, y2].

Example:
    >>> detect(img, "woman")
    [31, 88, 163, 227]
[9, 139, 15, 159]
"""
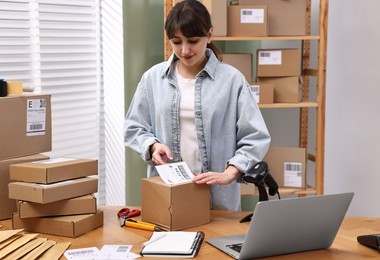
[124, 0, 270, 210]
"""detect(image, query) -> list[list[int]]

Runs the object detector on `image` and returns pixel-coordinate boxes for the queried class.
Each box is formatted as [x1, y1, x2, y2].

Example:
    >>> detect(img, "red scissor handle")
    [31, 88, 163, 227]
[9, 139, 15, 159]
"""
[117, 208, 141, 218]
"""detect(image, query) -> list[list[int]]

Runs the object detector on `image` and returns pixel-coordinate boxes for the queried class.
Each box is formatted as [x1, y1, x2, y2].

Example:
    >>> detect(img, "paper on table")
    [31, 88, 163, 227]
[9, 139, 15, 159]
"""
[155, 162, 195, 184]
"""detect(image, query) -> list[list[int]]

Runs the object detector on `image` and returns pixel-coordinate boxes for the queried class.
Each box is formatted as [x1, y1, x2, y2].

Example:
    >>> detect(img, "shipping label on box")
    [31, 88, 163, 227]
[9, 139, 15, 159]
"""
[142, 176, 210, 231]
[8, 176, 98, 204]
[10, 157, 98, 184]
[263, 146, 307, 188]
[26, 98, 47, 136]
[12, 210, 104, 238]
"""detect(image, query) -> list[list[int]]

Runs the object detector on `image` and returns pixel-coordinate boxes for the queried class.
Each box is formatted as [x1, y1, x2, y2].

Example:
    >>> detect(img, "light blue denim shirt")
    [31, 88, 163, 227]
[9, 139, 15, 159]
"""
[124, 49, 271, 211]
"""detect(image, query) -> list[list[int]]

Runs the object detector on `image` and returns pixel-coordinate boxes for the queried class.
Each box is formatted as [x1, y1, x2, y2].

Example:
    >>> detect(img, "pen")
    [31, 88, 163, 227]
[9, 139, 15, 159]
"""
[141, 233, 167, 247]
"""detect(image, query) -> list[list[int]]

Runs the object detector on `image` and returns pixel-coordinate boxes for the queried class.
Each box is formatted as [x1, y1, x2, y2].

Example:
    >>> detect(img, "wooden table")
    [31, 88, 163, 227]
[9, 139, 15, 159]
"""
[1, 206, 380, 259]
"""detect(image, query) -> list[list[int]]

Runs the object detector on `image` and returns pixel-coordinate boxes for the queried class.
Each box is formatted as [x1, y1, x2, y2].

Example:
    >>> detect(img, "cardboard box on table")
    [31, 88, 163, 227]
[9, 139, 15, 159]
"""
[263, 146, 307, 189]
[8, 176, 98, 204]
[12, 210, 104, 238]
[238, 0, 308, 36]
[10, 158, 98, 184]
[142, 176, 210, 231]
[0, 94, 51, 161]
[18, 194, 97, 218]
[227, 5, 268, 37]
[0, 154, 50, 220]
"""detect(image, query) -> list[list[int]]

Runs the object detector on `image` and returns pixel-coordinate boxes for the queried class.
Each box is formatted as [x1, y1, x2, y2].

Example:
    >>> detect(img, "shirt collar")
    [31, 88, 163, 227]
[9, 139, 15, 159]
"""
[161, 48, 219, 80]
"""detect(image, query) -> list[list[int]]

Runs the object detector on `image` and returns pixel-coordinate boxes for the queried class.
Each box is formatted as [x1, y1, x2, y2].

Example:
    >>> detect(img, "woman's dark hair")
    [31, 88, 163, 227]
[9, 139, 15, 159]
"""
[164, 0, 221, 60]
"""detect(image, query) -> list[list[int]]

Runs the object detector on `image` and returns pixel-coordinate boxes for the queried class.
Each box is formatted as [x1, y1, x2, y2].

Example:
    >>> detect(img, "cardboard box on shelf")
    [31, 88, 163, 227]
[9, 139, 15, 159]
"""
[263, 146, 307, 188]
[248, 82, 274, 104]
[141, 176, 210, 231]
[227, 5, 268, 37]
[172, 0, 227, 36]
[0, 94, 52, 161]
[257, 76, 303, 103]
[238, 0, 307, 36]
[12, 210, 104, 238]
[8, 176, 98, 204]
[18, 194, 97, 218]
[10, 158, 98, 184]
[0, 154, 50, 220]
[222, 53, 253, 82]
[256, 48, 300, 77]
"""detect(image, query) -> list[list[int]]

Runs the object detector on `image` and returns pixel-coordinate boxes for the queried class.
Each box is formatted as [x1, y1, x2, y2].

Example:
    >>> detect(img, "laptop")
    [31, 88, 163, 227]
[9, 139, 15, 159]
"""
[207, 192, 354, 259]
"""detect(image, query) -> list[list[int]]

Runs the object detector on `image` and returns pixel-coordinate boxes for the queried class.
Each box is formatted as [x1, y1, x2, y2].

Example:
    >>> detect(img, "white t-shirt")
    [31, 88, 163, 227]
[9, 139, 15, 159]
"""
[175, 62, 202, 174]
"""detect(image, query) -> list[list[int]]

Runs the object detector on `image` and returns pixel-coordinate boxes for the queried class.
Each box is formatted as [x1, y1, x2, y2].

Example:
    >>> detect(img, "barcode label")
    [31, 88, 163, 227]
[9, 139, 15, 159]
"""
[177, 164, 192, 180]
[26, 98, 47, 136]
[258, 50, 282, 65]
[117, 245, 130, 252]
[260, 52, 271, 58]
[249, 85, 260, 103]
[240, 8, 264, 24]
[284, 162, 302, 187]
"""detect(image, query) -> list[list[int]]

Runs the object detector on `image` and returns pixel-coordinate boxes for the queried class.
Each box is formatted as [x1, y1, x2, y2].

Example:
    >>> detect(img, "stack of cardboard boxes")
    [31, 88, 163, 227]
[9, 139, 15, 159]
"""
[0, 94, 103, 238]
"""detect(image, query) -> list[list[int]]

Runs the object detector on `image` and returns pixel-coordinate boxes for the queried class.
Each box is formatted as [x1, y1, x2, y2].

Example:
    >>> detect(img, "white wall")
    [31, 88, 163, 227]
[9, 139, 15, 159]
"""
[325, 0, 380, 217]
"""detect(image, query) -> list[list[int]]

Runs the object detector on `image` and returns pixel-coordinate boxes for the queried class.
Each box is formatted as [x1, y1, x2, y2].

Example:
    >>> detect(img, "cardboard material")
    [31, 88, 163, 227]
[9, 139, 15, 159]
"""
[12, 210, 104, 238]
[239, 0, 307, 36]
[8, 176, 98, 204]
[263, 146, 307, 188]
[6, 81, 23, 95]
[0, 94, 52, 161]
[10, 158, 98, 184]
[257, 76, 303, 103]
[223, 53, 253, 82]
[257, 48, 301, 77]
[142, 176, 210, 231]
[0, 154, 49, 220]
[249, 82, 274, 104]
[227, 5, 268, 37]
[18, 194, 97, 218]
[172, 0, 227, 36]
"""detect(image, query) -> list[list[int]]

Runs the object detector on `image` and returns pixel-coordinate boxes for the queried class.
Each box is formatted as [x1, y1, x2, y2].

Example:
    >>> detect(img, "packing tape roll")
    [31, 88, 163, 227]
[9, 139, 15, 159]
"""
[0, 80, 7, 97]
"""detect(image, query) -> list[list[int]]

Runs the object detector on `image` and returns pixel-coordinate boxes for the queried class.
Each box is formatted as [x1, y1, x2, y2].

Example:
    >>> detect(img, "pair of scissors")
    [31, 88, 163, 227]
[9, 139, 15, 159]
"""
[117, 208, 141, 227]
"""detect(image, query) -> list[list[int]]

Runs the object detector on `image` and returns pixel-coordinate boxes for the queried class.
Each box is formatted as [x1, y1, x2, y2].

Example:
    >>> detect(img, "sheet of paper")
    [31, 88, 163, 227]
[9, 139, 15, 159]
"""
[96, 245, 132, 260]
[155, 162, 195, 184]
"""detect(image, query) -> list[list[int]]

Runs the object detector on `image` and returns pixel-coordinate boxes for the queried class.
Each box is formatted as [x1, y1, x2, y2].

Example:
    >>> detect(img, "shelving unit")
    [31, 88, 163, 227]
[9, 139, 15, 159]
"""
[163, 0, 328, 196]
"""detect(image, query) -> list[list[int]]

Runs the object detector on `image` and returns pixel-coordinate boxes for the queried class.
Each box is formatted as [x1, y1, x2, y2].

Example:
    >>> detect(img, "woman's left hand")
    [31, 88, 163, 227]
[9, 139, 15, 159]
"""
[192, 166, 242, 185]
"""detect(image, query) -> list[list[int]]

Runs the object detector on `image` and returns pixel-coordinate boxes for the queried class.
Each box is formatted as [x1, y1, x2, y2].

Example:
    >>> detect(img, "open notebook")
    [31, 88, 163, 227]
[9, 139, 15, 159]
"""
[207, 192, 354, 259]
[140, 231, 204, 258]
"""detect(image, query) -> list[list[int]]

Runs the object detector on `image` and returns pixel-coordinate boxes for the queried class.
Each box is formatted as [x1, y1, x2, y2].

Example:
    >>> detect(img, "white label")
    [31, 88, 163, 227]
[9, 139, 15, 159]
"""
[31, 158, 77, 164]
[284, 162, 302, 187]
[249, 85, 260, 103]
[155, 162, 195, 185]
[26, 98, 47, 136]
[258, 50, 282, 65]
[240, 8, 264, 24]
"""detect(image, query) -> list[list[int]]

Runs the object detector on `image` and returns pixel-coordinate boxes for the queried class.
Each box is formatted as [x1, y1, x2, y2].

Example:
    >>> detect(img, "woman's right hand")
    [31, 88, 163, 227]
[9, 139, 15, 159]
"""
[150, 143, 173, 165]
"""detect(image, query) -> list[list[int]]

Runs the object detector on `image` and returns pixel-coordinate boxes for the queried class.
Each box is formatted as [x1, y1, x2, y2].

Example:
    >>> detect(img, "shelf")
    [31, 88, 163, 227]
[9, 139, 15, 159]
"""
[259, 102, 318, 109]
[241, 187, 317, 197]
[213, 35, 320, 41]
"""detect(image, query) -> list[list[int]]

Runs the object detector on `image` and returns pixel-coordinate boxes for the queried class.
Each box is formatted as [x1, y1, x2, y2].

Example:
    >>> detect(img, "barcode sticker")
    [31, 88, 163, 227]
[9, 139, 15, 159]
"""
[284, 162, 302, 187]
[249, 85, 260, 103]
[26, 98, 47, 136]
[240, 8, 264, 24]
[64, 247, 100, 259]
[258, 50, 282, 65]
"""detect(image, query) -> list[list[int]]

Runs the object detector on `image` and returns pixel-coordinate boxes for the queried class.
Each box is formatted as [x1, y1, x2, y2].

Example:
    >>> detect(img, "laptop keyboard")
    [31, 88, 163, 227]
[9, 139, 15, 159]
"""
[226, 243, 243, 253]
